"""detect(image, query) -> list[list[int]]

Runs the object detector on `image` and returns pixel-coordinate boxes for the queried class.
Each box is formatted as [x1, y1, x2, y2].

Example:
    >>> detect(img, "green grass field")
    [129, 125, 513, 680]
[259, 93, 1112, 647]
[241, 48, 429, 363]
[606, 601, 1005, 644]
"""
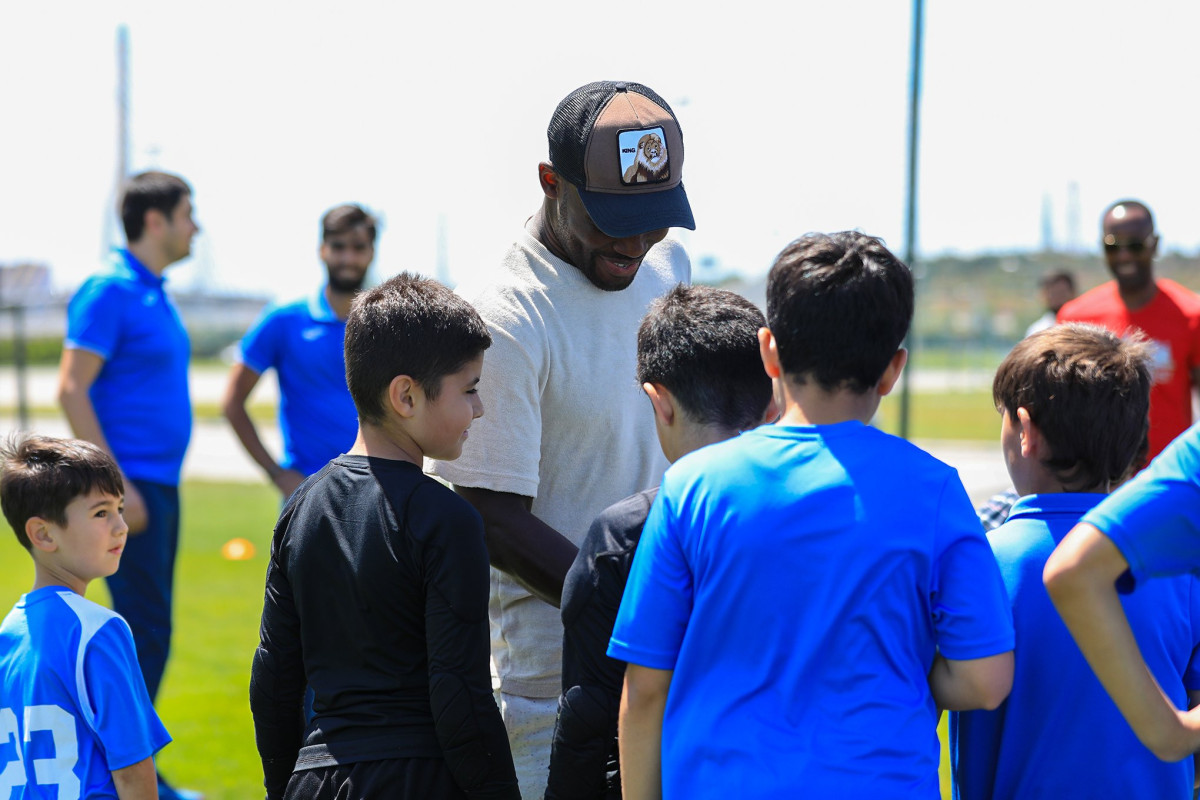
[1, 477, 963, 798]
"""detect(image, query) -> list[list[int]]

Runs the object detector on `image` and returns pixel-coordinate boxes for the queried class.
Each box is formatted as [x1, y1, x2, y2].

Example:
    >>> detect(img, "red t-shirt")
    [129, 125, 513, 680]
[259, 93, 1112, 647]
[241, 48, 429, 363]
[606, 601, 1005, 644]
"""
[1058, 279, 1200, 461]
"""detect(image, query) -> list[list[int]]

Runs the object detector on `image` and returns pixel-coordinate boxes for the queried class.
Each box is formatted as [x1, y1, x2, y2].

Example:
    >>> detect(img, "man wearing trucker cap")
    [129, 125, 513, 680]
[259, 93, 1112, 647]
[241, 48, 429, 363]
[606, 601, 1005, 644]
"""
[432, 80, 694, 798]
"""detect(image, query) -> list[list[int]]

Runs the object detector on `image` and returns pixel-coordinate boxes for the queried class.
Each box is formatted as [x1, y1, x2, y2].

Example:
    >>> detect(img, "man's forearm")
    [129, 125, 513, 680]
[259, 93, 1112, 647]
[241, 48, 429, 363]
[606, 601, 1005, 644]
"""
[223, 399, 284, 479]
[453, 485, 578, 607]
[58, 385, 112, 454]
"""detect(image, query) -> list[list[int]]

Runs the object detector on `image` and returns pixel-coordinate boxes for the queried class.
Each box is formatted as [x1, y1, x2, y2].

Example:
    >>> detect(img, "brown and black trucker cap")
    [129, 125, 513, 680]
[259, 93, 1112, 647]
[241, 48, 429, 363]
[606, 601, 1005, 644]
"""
[547, 81, 696, 238]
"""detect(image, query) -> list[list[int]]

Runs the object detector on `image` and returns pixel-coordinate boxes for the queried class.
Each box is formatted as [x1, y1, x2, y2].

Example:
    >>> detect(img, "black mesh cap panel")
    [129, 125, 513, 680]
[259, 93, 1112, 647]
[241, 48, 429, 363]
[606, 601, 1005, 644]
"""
[547, 81, 677, 186]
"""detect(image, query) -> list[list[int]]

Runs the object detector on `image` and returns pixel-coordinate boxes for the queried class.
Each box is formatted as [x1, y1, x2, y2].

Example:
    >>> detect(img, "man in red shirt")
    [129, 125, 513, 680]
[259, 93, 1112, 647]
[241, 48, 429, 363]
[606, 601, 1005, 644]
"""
[1058, 200, 1200, 463]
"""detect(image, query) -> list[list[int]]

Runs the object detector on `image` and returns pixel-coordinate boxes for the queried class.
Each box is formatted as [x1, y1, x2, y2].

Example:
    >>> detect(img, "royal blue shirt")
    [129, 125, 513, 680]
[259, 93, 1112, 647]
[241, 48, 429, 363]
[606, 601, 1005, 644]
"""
[0, 588, 171, 798]
[65, 249, 191, 485]
[1084, 423, 1200, 590]
[237, 286, 357, 477]
[951, 493, 1200, 800]
[609, 422, 1014, 798]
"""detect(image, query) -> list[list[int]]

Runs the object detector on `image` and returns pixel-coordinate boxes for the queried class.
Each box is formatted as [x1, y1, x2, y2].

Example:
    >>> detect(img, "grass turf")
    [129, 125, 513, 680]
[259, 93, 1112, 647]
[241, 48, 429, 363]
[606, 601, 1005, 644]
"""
[1, 478, 961, 798]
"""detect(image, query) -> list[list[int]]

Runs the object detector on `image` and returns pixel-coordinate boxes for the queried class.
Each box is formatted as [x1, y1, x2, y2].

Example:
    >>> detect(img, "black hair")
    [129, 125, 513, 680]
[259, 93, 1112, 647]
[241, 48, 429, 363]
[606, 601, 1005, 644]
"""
[120, 171, 191, 242]
[344, 272, 492, 424]
[0, 435, 124, 550]
[322, 204, 378, 242]
[637, 284, 771, 430]
[766, 231, 913, 393]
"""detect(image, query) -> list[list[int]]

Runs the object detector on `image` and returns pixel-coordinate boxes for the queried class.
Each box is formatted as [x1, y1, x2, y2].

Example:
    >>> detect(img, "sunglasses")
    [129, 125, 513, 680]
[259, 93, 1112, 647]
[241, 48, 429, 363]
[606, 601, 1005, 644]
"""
[1103, 234, 1156, 254]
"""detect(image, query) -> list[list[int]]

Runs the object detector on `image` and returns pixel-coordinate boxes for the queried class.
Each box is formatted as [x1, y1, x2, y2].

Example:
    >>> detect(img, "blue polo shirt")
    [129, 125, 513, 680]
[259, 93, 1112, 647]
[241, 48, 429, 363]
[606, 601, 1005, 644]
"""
[951, 493, 1200, 800]
[65, 249, 191, 485]
[237, 286, 358, 477]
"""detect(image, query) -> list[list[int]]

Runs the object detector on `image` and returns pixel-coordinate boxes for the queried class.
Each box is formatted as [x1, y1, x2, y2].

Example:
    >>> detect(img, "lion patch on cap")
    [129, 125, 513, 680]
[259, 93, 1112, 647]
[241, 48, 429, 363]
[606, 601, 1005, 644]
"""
[619, 127, 670, 185]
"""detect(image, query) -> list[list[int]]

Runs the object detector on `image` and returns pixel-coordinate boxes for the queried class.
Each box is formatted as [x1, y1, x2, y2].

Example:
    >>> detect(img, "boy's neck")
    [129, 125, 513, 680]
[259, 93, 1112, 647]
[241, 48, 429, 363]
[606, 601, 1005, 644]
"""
[666, 422, 742, 463]
[1013, 470, 1110, 497]
[776, 377, 882, 427]
[347, 422, 422, 466]
[31, 563, 86, 596]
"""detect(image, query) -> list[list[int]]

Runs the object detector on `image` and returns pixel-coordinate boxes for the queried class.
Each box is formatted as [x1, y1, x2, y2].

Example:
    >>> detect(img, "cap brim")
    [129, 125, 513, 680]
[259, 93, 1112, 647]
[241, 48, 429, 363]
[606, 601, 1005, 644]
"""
[576, 182, 696, 238]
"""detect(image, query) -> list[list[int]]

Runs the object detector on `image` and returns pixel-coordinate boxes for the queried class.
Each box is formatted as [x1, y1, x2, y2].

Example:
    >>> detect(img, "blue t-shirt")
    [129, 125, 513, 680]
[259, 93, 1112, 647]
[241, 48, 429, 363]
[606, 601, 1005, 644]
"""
[951, 493, 1200, 800]
[608, 421, 1014, 799]
[0, 587, 171, 798]
[65, 249, 191, 485]
[237, 287, 357, 477]
[1084, 422, 1200, 590]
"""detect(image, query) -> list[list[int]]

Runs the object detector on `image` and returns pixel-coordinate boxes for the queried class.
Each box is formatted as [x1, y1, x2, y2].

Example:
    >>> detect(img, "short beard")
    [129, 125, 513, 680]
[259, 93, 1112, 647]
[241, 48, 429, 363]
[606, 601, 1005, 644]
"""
[327, 272, 367, 294]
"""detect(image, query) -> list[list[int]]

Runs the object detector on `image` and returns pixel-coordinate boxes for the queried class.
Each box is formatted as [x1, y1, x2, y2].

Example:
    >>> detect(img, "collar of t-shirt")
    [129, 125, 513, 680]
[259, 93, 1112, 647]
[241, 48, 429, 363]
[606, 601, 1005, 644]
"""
[305, 283, 341, 324]
[116, 248, 165, 288]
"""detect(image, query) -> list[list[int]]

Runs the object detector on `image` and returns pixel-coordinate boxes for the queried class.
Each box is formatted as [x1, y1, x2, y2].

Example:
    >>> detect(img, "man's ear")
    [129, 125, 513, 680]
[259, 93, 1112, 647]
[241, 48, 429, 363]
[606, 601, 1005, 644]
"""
[387, 375, 419, 419]
[876, 349, 909, 397]
[538, 163, 562, 200]
[142, 207, 168, 238]
[1016, 407, 1044, 458]
[758, 327, 782, 379]
[26, 518, 56, 553]
[642, 382, 676, 428]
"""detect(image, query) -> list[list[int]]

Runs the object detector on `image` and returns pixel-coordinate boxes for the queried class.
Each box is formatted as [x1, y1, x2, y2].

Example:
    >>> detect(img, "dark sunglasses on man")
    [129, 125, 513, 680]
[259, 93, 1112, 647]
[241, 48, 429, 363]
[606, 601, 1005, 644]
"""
[1103, 233, 1157, 254]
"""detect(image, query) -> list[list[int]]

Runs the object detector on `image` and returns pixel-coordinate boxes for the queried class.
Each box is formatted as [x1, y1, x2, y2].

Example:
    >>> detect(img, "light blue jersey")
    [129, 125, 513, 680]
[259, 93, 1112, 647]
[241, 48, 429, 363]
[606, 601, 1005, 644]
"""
[0, 588, 170, 798]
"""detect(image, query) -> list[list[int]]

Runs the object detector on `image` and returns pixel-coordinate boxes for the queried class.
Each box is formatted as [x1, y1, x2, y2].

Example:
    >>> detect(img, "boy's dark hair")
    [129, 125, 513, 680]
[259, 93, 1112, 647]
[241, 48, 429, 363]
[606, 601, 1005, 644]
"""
[322, 204, 378, 242]
[121, 171, 191, 242]
[345, 272, 492, 424]
[0, 435, 124, 550]
[766, 231, 913, 392]
[636, 284, 772, 430]
[993, 323, 1152, 491]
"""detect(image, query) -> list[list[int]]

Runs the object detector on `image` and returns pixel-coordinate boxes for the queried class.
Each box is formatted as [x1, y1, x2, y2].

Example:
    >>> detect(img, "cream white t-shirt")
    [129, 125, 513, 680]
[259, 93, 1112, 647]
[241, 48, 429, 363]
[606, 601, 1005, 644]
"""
[431, 229, 691, 698]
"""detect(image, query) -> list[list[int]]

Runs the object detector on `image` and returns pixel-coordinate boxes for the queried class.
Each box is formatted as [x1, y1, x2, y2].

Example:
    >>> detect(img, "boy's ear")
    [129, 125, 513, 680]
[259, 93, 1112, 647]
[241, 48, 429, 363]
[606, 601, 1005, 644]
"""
[387, 375, 420, 419]
[1016, 406, 1044, 458]
[876, 349, 909, 396]
[758, 327, 782, 379]
[26, 518, 57, 553]
[642, 382, 676, 427]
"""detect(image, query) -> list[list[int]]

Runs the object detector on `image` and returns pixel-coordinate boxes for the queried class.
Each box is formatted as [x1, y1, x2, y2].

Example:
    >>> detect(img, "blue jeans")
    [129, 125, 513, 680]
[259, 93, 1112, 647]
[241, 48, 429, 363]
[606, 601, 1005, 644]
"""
[105, 479, 180, 701]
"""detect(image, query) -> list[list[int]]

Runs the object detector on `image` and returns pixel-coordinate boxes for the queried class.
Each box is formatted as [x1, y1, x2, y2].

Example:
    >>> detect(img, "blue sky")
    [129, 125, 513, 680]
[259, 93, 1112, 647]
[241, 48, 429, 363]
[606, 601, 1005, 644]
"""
[2, 1, 1198, 301]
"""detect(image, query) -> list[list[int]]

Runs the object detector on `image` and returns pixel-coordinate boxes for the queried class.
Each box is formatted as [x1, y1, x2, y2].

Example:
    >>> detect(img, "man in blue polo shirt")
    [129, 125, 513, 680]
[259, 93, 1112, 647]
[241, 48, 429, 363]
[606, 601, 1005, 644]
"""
[220, 204, 376, 497]
[57, 170, 199, 800]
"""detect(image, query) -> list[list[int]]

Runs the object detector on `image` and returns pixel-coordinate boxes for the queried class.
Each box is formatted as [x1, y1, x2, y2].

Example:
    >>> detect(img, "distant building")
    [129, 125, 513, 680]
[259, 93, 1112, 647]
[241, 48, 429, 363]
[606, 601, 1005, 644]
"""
[0, 263, 53, 307]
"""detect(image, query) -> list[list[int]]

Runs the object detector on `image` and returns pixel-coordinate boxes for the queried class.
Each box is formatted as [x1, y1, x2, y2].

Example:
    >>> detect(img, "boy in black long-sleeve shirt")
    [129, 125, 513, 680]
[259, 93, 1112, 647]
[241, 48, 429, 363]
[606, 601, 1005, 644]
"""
[250, 272, 519, 800]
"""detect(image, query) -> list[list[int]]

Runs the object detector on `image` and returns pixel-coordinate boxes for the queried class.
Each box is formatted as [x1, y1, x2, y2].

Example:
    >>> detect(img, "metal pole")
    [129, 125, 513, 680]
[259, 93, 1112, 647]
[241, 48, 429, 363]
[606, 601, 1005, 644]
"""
[13, 306, 28, 431]
[899, 0, 924, 441]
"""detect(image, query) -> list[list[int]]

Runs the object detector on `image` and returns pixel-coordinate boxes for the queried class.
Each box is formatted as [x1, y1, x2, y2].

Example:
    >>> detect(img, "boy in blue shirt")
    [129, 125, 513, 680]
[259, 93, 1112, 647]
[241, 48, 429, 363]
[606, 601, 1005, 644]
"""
[610, 231, 1015, 799]
[952, 323, 1200, 798]
[546, 284, 774, 799]
[1047, 422, 1200, 763]
[0, 435, 171, 798]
